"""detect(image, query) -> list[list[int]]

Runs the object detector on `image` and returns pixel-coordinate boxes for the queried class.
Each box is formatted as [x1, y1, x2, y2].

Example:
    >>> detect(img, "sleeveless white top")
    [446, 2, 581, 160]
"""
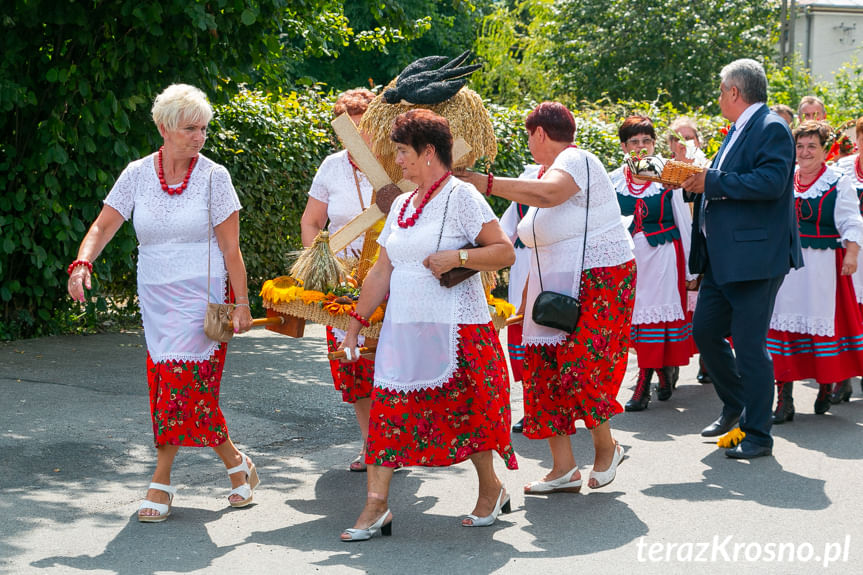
[374, 178, 496, 393]
[104, 153, 242, 362]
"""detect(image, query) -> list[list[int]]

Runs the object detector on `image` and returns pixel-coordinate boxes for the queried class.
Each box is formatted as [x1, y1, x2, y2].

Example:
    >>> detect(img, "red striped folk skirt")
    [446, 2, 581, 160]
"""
[507, 322, 526, 382]
[768, 249, 863, 383]
[364, 323, 518, 470]
[326, 326, 374, 403]
[523, 260, 636, 439]
[630, 238, 696, 368]
[146, 343, 230, 448]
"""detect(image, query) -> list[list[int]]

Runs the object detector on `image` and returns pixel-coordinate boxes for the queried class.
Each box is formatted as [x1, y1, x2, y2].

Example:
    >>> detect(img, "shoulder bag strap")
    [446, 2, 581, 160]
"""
[435, 184, 454, 253]
[532, 156, 591, 297]
[206, 167, 216, 304]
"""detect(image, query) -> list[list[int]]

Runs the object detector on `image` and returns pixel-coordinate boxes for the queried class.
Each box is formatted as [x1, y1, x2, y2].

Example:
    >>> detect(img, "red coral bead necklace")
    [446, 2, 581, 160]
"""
[158, 146, 198, 195]
[398, 171, 452, 228]
[855, 154, 863, 183]
[794, 163, 826, 194]
[625, 166, 651, 195]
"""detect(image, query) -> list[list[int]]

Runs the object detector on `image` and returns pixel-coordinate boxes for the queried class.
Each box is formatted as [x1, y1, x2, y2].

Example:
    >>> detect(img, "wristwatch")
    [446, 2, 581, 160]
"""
[458, 249, 469, 265]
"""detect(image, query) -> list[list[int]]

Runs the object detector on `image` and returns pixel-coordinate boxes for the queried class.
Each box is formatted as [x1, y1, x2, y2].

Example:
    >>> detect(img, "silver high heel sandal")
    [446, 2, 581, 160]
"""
[462, 487, 512, 527]
[341, 492, 393, 541]
[227, 451, 260, 508]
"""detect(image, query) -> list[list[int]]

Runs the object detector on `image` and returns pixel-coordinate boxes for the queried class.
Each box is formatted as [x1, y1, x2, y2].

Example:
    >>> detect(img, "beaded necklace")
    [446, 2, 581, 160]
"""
[157, 146, 198, 195]
[397, 171, 452, 228]
[794, 163, 827, 194]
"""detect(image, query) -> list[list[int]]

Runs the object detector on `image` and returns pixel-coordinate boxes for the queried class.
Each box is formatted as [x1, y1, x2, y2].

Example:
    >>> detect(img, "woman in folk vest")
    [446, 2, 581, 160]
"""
[610, 115, 697, 411]
[768, 120, 863, 422]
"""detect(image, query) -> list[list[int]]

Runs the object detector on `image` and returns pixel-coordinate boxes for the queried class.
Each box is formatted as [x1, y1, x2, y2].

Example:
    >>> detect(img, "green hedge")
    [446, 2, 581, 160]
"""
[3, 86, 731, 340]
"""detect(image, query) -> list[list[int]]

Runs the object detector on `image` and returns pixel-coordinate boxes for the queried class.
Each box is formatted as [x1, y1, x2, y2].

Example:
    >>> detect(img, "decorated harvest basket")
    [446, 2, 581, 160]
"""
[260, 276, 513, 338]
[634, 158, 703, 188]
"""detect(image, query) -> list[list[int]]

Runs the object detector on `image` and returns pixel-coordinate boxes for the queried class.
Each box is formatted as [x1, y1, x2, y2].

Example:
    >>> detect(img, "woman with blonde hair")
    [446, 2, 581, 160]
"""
[67, 84, 258, 522]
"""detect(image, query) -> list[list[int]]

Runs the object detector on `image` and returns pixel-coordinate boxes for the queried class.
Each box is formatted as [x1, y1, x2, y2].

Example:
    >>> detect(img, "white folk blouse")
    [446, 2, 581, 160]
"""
[105, 153, 242, 363]
[308, 149, 374, 258]
[374, 178, 496, 393]
[517, 147, 634, 347]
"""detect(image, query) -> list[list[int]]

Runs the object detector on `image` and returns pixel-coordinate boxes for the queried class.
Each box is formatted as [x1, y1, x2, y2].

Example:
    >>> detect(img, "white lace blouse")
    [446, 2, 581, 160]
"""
[308, 150, 374, 257]
[104, 153, 242, 362]
[770, 165, 863, 336]
[373, 178, 497, 393]
[517, 147, 634, 346]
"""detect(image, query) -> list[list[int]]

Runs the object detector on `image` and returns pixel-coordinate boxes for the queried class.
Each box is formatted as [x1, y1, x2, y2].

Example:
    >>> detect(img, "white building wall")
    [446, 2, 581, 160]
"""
[793, 8, 863, 81]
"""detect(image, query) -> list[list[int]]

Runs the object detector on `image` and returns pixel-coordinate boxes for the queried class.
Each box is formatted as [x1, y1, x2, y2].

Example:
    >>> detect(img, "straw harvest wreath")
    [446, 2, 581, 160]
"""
[260, 51, 514, 337]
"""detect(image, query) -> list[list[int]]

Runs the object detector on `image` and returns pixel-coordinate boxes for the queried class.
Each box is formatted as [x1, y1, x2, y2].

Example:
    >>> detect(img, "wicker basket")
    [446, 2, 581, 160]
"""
[636, 159, 703, 188]
[262, 298, 383, 339]
[263, 297, 507, 339]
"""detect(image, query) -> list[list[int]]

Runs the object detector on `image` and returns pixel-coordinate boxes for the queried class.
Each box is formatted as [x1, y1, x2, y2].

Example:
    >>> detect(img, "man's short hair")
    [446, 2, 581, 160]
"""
[720, 59, 768, 104]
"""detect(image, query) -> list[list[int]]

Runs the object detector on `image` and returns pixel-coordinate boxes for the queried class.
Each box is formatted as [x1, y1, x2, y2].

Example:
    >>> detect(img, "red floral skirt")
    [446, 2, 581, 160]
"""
[523, 260, 636, 439]
[364, 323, 518, 470]
[768, 249, 863, 383]
[326, 326, 374, 403]
[631, 239, 695, 368]
[147, 344, 230, 448]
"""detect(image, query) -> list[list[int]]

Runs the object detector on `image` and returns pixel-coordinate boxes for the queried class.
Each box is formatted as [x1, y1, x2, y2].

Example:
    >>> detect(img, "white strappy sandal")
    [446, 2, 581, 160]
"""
[227, 451, 260, 508]
[138, 482, 177, 523]
[524, 465, 582, 494]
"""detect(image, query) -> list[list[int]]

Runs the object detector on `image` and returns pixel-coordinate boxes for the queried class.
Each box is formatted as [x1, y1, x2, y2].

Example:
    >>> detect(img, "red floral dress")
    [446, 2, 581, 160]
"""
[147, 343, 230, 447]
[523, 261, 636, 438]
[364, 323, 518, 470]
[325, 326, 374, 403]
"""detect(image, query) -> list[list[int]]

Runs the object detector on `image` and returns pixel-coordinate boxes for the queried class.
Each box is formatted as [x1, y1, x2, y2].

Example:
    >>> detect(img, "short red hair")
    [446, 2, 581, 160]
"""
[525, 102, 576, 143]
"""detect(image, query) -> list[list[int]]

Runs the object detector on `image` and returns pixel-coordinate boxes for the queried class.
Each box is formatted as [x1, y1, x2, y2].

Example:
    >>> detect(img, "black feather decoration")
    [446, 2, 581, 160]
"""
[383, 50, 481, 105]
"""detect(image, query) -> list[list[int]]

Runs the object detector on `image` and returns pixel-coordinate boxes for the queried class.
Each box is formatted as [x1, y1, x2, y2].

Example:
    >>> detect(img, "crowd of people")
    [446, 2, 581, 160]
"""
[66, 58, 863, 539]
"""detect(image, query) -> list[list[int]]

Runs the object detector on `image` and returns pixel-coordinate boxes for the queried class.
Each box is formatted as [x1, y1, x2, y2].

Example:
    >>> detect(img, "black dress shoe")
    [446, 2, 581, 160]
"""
[725, 442, 772, 459]
[512, 417, 524, 434]
[700, 413, 740, 437]
[696, 358, 712, 384]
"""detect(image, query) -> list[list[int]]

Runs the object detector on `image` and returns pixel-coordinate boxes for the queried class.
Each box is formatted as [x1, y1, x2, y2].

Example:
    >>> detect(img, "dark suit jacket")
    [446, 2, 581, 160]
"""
[689, 105, 803, 285]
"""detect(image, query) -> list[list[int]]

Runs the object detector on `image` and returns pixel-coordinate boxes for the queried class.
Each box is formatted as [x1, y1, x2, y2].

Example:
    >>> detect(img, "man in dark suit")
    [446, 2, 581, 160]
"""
[682, 58, 802, 459]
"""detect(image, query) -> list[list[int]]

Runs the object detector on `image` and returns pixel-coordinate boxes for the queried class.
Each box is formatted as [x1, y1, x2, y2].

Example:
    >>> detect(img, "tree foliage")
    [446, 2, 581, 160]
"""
[474, 0, 780, 108]
[0, 0, 423, 339]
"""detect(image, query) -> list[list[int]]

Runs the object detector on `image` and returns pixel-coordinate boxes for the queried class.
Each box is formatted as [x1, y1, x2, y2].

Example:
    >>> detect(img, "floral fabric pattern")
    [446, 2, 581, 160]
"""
[523, 261, 636, 438]
[326, 326, 374, 403]
[147, 344, 229, 447]
[364, 323, 518, 470]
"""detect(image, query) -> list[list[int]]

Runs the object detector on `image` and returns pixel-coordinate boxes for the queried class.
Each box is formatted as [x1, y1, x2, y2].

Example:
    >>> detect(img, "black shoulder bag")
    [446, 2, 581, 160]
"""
[531, 157, 590, 333]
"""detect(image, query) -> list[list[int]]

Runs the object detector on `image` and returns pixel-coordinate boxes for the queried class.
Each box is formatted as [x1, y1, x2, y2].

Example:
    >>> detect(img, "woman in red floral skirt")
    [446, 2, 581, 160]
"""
[67, 84, 259, 522]
[339, 109, 517, 541]
[463, 102, 636, 493]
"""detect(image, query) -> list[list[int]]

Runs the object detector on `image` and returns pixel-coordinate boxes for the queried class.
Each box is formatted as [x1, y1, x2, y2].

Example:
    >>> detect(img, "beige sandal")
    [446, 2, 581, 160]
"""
[227, 451, 260, 508]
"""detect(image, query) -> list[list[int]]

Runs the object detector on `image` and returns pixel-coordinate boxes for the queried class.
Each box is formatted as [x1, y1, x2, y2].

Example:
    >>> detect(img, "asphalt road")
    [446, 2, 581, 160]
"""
[1, 325, 861, 574]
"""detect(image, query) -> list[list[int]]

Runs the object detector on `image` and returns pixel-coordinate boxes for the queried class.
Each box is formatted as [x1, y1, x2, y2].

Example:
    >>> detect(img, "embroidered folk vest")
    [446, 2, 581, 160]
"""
[616, 188, 680, 247]
[797, 179, 841, 250]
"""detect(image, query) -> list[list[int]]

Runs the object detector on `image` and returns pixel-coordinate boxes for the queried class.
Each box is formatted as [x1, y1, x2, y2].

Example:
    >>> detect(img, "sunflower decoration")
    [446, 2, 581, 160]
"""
[323, 295, 356, 316]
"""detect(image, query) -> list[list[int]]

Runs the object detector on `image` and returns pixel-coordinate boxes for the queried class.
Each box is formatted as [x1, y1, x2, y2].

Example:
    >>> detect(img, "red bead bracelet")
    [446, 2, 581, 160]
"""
[67, 260, 93, 275]
[349, 309, 370, 327]
[486, 172, 494, 196]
